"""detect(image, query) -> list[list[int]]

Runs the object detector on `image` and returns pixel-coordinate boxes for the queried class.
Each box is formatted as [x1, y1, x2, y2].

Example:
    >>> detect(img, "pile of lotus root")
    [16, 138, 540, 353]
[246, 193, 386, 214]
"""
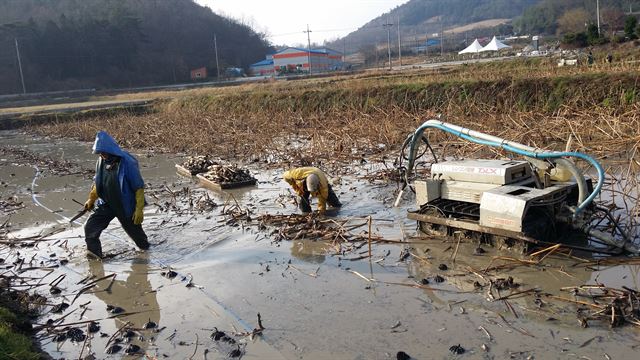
[200, 164, 255, 184]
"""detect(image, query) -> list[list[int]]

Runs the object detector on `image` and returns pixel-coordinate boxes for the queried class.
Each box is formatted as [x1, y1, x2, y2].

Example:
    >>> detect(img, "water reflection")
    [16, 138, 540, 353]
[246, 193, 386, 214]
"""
[290, 239, 331, 264]
[88, 255, 160, 354]
[407, 241, 592, 297]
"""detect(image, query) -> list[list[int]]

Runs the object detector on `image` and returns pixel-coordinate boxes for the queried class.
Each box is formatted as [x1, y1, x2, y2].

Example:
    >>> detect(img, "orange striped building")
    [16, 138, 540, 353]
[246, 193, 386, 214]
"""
[250, 47, 344, 76]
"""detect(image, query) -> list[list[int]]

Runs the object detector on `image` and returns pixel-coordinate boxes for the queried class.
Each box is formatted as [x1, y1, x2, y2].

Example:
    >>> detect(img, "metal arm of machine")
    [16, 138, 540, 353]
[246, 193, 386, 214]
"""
[403, 119, 605, 219]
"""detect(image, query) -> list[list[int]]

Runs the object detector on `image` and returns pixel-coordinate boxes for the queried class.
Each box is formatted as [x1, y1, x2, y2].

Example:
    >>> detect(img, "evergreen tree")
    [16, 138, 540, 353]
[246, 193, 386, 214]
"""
[0, 0, 273, 94]
[624, 15, 638, 38]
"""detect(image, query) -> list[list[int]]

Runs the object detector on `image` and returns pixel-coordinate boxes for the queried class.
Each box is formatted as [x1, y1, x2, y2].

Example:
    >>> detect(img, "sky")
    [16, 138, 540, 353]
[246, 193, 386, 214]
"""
[195, 0, 409, 46]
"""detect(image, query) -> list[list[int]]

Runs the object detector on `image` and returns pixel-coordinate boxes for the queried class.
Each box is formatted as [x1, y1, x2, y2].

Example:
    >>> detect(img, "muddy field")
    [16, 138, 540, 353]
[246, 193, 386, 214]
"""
[1, 130, 639, 360]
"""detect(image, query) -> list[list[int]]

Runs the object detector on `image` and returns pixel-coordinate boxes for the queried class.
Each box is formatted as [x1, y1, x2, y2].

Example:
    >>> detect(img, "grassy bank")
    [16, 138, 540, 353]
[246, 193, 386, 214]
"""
[160, 58, 639, 116]
[0, 289, 42, 360]
[27, 60, 640, 165]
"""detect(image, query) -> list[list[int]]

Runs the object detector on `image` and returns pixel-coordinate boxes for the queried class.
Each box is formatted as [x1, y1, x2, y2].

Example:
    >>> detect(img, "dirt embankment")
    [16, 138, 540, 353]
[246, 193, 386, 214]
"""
[1, 279, 48, 359]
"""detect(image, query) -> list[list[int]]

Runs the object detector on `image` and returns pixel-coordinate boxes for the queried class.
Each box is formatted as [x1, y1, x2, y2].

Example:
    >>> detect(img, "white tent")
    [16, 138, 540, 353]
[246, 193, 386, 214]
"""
[458, 39, 484, 54]
[480, 36, 511, 52]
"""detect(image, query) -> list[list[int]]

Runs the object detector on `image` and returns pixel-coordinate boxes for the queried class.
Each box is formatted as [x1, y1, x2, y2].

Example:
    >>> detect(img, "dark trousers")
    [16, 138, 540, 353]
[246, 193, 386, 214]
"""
[299, 184, 342, 213]
[84, 204, 149, 257]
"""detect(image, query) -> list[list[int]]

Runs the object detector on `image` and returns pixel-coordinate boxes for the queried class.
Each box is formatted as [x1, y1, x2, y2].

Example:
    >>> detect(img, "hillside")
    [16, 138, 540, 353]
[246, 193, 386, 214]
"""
[331, 0, 640, 53]
[0, 0, 273, 95]
[515, 0, 640, 34]
[330, 0, 539, 52]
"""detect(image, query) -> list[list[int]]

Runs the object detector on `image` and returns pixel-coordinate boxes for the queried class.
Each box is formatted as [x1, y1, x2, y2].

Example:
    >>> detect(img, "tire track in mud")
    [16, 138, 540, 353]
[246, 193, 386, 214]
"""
[28, 164, 286, 358]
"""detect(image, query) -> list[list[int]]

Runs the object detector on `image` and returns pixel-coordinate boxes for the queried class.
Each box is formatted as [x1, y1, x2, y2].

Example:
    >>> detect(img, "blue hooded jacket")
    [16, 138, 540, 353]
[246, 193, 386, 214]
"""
[92, 131, 144, 218]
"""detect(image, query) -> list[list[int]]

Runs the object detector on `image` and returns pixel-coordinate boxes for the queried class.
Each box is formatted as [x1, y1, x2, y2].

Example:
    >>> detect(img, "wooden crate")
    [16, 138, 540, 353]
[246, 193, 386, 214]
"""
[175, 164, 194, 178]
[196, 173, 257, 191]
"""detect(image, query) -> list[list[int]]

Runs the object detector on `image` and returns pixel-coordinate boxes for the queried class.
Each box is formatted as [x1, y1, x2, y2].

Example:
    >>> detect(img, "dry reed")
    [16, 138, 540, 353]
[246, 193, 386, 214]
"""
[27, 61, 640, 243]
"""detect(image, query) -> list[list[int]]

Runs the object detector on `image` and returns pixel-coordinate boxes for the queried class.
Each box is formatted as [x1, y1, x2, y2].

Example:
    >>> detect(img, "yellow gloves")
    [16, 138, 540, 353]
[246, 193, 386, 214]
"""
[284, 179, 298, 195]
[84, 185, 98, 210]
[293, 183, 305, 197]
[84, 185, 145, 225]
[133, 188, 145, 225]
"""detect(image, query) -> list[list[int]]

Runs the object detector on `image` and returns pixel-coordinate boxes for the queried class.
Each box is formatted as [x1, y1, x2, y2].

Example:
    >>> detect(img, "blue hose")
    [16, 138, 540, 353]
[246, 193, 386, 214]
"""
[406, 122, 604, 217]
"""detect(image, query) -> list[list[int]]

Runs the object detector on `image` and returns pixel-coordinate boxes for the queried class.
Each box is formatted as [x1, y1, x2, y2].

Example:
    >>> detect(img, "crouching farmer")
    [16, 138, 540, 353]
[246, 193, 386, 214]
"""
[83, 131, 149, 258]
[283, 167, 341, 214]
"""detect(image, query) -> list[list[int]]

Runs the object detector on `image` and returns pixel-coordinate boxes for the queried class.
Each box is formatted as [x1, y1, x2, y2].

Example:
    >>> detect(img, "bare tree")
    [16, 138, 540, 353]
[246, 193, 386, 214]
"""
[557, 8, 590, 35]
[358, 44, 377, 66]
[601, 7, 625, 34]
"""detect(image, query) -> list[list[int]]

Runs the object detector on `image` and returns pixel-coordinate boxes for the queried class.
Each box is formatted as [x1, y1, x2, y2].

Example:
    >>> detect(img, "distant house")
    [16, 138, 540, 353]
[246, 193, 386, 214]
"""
[249, 55, 275, 76]
[413, 38, 441, 53]
[273, 47, 343, 74]
[250, 47, 345, 76]
[190, 67, 207, 81]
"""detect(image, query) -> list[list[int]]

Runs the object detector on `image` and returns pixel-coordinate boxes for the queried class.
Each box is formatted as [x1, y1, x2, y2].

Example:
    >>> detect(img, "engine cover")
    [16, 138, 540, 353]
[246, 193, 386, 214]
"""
[431, 159, 532, 185]
[479, 183, 576, 232]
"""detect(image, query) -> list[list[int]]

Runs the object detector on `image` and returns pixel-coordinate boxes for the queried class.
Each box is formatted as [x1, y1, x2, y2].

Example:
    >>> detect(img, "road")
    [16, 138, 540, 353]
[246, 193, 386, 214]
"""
[387, 55, 516, 71]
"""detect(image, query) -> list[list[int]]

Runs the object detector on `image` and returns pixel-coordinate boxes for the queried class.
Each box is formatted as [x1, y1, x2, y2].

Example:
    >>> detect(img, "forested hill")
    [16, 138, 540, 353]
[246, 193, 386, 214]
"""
[0, 0, 273, 95]
[515, 0, 640, 34]
[332, 0, 539, 51]
[332, 0, 640, 52]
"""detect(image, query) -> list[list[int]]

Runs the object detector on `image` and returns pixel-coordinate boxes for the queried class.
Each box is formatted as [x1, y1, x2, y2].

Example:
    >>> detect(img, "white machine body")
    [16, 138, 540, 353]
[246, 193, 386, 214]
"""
[415, 159, 577, 233]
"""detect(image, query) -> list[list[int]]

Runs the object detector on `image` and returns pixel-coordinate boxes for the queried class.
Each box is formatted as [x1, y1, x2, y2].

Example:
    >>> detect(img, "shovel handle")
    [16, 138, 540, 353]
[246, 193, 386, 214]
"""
[69, 208, 88, 223]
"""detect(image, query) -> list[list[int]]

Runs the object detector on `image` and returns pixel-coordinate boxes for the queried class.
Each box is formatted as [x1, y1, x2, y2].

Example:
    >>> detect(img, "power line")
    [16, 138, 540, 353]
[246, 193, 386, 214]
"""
[268, 23, 393, 38]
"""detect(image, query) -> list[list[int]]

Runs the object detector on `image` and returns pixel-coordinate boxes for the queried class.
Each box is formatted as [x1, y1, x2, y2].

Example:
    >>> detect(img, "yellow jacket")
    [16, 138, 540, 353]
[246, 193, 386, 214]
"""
[283, 167, 329, 211]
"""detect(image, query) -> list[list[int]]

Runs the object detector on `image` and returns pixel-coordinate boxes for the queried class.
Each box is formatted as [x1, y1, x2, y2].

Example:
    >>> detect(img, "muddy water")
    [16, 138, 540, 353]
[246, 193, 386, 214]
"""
[1, 131, 639, 360]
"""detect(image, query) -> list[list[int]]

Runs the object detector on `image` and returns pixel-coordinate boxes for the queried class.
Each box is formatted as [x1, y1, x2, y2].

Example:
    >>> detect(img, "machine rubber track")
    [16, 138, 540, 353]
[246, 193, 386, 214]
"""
[416, 199, 557, 251]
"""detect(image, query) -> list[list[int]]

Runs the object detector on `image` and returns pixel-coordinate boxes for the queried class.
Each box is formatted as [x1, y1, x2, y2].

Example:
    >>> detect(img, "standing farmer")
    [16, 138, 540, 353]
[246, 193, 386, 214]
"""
[587, 51, 594, 65]
[83, 131, 149, 258]
[283, 167, 342, 214]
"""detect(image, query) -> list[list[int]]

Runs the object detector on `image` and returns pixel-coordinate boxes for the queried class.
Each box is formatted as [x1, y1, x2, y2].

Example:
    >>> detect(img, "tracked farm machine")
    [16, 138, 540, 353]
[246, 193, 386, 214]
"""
[397, 119, 638, 255]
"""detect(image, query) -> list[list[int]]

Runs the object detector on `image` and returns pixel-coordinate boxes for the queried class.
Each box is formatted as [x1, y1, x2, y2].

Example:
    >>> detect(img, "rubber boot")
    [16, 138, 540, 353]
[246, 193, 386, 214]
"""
[327, 185, 342, 208]
[117, 215, 150, 250]
[299, 195, 312, 213]
[85, 238, 103, 259]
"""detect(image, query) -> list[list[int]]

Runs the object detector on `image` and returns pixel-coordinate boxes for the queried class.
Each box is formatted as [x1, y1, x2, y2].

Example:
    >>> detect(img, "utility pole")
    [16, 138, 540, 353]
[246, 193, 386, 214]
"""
[440, 20, 444, 57]
[425, 34, 429, 58]
[214, 34, 220, 78]
[596, 0, 601, 35]
[342, 38, 346, 64]
[383, 21, 393, 70]
[304, 24, 312, 74]
[14, 38, 26, 94]
[397, 17, 402, 67]
[172, 56, 177, 83]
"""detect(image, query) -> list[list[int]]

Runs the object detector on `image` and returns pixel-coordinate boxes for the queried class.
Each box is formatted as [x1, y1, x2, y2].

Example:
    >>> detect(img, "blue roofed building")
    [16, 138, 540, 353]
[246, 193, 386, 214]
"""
[249, 54, 275, 76]
[249, 47, 345, 76]
[273, 47, 343, 74]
